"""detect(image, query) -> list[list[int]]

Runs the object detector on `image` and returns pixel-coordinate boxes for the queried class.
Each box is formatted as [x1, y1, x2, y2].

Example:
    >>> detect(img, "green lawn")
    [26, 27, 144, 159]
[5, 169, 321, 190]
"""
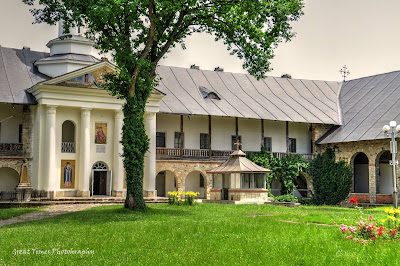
[0, 207, 42, 220]
[0, 203, 397, 265]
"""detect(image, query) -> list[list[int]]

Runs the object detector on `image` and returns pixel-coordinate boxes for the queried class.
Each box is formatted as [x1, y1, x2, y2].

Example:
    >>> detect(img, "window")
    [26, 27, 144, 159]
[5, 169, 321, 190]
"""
[156, 132, 166, 148]
[62, 120, 75, 153]
[200, 174, 205, 188]
[19, 124, 22, 143]
[289, 138, 296, 153]
[263, 137, 272, 152]
[200, 133, 209, 149]
[231, 135, 242, 150]
[174, 132, 184, 148]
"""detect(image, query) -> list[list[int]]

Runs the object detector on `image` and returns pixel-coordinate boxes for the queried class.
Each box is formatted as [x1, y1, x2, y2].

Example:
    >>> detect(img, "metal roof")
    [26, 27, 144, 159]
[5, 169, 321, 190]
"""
[36, 53, 100, 64]
[318, 70, 400, 144]
[207, 150, 272, 174]
[156, 65, 342, 124]
[0, 46, 49, 105]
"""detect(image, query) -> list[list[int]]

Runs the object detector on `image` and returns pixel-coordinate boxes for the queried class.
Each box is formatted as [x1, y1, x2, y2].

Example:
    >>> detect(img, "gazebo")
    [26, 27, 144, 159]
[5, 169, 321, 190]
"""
[207, 149, 272, 202]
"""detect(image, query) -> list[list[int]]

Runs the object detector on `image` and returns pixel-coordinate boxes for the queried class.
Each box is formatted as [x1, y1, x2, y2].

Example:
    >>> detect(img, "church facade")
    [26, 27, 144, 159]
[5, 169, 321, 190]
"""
[0, 24, 399, 204]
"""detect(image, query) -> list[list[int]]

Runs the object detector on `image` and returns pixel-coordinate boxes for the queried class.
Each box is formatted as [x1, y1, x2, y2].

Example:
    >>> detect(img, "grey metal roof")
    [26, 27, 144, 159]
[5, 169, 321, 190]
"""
[0, 46, 49, 105]
[36, 53, 100, 64]
[156, 65, 342, 124]
[318, 70, 400, 144]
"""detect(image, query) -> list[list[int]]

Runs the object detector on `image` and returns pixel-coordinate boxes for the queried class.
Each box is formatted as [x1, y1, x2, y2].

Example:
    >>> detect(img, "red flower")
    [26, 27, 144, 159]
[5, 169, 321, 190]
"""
[378, 226, 384, 236]
[349, 197, 358, 206]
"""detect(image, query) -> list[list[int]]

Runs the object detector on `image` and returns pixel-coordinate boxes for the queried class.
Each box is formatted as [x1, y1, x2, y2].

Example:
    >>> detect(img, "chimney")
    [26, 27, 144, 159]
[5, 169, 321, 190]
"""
[281, 74, 292, 79]
[214, 67, 224, 72]
[22, 46, 30, 51]
[190, 64, 200, 70]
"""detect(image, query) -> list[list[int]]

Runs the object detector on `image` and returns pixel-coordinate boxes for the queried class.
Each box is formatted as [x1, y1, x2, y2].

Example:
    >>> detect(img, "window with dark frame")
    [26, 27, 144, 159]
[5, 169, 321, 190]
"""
[289, 138, 296, 153]
[156, 132, 166, 148]
[200, 133, 209, 149]
[19, 124, 22, 143]
[231, 135, 242, 150]
[200, 174, 205, 188]
[174, 132, 184, 148]
[263, 137, 272, 152]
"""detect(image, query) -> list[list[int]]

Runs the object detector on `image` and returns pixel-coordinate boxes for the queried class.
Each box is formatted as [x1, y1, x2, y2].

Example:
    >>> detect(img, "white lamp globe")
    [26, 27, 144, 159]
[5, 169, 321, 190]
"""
[383, 125, 391, 133]
[390, 121, 397, 127]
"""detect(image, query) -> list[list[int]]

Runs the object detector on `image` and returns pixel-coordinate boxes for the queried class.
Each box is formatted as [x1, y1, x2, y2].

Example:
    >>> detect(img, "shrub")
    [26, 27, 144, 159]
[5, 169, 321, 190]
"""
[308, 147, 352, 205]
[274, 194, 299, 203]
[247, 148, 309, 195]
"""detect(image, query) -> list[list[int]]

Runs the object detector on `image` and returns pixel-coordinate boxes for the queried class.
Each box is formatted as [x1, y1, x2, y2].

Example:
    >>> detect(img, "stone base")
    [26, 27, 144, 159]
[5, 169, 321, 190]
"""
[112, 190, 126, 197]
[77, 190, 90, 197]
[143, 190, 157, 198]
[55, 190, 78, 197]
[15, 184, 33, 202]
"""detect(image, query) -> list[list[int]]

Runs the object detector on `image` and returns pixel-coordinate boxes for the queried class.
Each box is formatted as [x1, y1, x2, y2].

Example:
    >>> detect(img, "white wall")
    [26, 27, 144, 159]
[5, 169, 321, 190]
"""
[354, 164, 369, 193]
[0, 167, 19, 191]
[156, 113, 312, 153]
[0, 103, 23, 143]
[379, 164, 393, 194]
[185, 171, 205, 198]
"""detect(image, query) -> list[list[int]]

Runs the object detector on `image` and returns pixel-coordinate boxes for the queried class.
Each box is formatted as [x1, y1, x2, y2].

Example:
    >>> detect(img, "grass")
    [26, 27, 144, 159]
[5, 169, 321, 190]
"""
[0, 203, 398, 265]
[0, 207, 42, 220]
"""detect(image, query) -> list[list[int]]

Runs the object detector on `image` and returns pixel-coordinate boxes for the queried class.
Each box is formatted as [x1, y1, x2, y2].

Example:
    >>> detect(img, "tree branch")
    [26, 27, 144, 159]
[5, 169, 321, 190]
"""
[129, 0, 156, 97]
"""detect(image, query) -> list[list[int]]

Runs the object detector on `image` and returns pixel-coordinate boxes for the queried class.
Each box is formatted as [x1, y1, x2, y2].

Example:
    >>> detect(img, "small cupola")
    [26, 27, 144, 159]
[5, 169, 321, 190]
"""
[34, 20, 99, 77]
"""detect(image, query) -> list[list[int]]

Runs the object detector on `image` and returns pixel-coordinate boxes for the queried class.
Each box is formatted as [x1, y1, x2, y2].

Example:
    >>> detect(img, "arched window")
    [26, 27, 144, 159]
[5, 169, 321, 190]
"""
[61, 120, 75, 153]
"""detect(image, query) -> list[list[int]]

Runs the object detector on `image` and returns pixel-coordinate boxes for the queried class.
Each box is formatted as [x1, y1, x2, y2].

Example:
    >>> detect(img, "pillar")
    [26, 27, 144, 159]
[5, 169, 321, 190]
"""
[44, 105, 57, 197]
[143, 112, 157, 198]
[112, 110, 125, 197]
[77, 107, 91, 197]
[369, 162, 376, 203]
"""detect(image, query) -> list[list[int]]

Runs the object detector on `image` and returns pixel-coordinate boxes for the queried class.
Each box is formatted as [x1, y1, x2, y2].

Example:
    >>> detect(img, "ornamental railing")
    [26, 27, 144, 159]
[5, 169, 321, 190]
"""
[156, 148, 314, 161]
[0, 143, 23, 156]
[61, 142, 75, 153]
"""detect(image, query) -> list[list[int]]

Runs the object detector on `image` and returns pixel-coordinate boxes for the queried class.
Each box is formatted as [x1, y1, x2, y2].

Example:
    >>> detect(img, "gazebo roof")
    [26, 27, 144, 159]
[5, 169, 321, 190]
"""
[207, 150, 272, 174]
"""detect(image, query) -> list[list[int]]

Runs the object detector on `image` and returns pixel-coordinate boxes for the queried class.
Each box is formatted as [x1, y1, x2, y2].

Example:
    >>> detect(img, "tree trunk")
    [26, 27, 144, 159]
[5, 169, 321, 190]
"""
[122, 96, 148, 210]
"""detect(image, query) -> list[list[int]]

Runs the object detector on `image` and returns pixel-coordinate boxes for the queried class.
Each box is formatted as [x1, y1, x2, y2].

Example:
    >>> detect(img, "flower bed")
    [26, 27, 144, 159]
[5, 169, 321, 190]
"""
[338, 197, 400, 244]
[167, 191, 199, 206]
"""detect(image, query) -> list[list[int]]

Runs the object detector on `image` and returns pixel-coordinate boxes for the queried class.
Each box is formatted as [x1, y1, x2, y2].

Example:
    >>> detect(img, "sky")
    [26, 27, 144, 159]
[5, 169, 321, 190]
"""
[1, 0, 400, 81]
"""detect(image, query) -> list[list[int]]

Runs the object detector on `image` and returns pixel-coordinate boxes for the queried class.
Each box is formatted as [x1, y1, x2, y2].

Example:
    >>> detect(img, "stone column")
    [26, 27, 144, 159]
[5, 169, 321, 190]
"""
[44, 105, 57, 197]
[78, 108, 91, 197]
[369, 162, 377, 204]
[112, 110, 124, 197]
[143, 112, 157, 198]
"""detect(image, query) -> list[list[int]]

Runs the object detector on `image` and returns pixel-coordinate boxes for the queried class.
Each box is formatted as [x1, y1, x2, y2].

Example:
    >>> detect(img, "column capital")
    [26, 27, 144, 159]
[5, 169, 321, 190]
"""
[46, 105, 57, 114]
[144, 111, 156, 119]
[115, 110, 124, 119]
[81, 107, 92, 116]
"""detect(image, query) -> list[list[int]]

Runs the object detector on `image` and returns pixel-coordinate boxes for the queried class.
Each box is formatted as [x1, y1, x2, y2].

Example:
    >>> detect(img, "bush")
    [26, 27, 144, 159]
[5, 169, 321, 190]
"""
[167, 191, 199, 206]
[274, 194, 299, 203]
[308, 147, 352, 205]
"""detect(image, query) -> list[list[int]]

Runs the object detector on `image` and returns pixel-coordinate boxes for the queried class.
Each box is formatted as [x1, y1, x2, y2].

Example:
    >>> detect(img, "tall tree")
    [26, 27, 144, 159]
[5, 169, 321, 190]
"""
[23, 0, 304, 210]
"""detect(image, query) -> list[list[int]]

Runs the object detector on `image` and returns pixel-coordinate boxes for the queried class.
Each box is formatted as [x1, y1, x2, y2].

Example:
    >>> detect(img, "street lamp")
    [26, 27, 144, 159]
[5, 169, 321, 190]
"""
[382, 121, 400, 209]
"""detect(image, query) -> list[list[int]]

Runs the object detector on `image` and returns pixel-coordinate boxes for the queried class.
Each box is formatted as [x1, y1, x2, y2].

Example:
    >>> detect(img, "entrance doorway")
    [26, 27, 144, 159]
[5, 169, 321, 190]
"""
[93, 171, 107, 195]
[91, 161, 111, 196]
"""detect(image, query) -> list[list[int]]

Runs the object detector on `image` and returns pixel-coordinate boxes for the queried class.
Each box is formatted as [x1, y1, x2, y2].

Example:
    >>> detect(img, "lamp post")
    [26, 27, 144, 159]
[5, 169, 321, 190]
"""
[382, 121, 400, 209]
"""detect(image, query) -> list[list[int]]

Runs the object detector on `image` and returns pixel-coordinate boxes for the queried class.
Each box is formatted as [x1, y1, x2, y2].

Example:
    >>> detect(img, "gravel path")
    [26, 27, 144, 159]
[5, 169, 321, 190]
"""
[0, 204, 100, 227]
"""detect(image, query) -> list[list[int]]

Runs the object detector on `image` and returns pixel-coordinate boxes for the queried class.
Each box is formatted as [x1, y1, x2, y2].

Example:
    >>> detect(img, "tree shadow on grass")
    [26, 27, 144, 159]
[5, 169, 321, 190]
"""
[3, 205, 191, 229]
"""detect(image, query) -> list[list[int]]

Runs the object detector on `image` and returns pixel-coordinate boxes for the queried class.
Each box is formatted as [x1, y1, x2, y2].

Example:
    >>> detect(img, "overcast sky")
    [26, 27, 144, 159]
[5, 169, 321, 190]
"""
[1, 0, 400, 81]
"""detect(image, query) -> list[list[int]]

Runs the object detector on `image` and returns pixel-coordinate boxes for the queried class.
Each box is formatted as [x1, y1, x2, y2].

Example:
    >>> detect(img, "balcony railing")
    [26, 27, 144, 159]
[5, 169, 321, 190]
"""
[156, 148, 314, 161]
[62, 142, 75, 153]
[0, 143, 23, 156]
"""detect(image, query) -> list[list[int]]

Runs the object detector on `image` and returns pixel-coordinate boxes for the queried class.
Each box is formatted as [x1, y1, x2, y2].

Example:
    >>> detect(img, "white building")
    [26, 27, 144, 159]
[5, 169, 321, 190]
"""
[0, 24, 347, 201]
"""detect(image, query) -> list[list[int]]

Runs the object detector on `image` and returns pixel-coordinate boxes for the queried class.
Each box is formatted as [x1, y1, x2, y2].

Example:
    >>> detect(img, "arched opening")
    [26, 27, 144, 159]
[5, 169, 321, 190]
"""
[377, 151, 393, 194]
[156, 170, 177, 197]
[294, 173, 308, 198]
[62, 120, 75, 153]
[185, 171, 206, 199]
[91, 161, 111, 196]
[353, 153, 369, 193]
[0, 167, 19, 191]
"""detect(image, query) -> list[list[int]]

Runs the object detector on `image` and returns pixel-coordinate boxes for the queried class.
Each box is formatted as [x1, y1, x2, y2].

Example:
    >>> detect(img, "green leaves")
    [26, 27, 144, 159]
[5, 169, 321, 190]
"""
[308, 147, 352, 205]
